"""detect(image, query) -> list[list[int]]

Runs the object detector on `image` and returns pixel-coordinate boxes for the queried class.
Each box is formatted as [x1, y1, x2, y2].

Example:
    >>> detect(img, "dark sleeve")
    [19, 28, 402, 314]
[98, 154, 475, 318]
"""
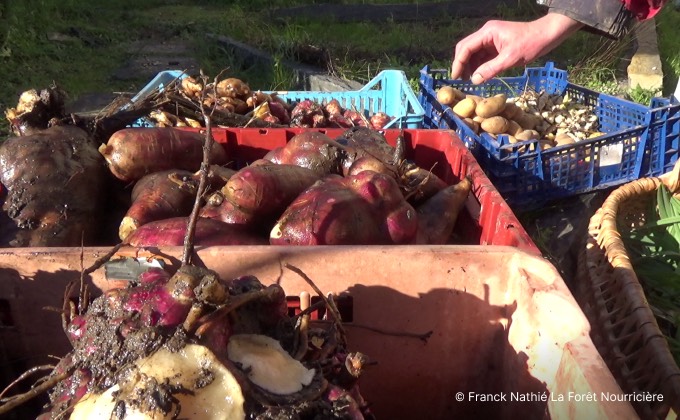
[535, 0, 634, 39]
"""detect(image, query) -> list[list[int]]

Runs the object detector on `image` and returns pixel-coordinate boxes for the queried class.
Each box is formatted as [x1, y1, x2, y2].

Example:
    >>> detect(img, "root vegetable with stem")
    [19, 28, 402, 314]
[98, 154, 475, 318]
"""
[0, 72, 383, 420]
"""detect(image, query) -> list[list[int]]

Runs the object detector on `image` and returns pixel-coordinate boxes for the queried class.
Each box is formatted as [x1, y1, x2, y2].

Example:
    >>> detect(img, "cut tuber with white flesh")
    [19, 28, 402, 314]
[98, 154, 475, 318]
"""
[70, 344, 245, 420]
[227, 334, 315, 395]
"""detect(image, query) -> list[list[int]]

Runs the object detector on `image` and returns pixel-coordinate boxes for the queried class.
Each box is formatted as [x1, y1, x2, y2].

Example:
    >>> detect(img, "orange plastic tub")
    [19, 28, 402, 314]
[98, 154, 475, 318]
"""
[0, 245, 636, 419]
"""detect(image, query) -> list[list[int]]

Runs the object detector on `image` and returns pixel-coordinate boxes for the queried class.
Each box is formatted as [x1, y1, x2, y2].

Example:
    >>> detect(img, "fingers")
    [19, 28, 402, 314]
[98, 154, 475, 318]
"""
[472, 53, 523, 85]
[468, 50, 496, 83]
[471, 57, 503, 85]
[451, 20, 528, 84]
[451, 29, 491, 79]
[450, 46, 472, 80]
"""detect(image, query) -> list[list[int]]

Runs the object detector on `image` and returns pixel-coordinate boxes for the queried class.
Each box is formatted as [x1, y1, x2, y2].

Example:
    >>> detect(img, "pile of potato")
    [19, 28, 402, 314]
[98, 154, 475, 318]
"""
[436, 85, 603, 151]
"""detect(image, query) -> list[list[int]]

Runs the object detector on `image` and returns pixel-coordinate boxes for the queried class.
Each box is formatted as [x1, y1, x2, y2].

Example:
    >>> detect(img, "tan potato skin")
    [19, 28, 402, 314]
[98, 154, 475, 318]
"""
[452, 98, 477, 118]
[475, 94, 507, 118]
[481, 116, 510, 135]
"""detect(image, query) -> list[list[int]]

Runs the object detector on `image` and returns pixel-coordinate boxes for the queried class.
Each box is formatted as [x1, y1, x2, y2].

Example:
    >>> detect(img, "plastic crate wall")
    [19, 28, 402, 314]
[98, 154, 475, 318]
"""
[129, 69, 425, 129]
[418, 62, 680, 207]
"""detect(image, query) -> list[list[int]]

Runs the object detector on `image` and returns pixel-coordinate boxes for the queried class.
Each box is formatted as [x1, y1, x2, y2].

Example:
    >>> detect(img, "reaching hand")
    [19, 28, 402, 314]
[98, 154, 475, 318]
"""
[451, 13, 584, 84]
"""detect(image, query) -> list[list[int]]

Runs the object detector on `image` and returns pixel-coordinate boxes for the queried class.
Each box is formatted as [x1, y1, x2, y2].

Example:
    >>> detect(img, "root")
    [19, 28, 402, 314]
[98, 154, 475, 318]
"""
[0, 365, 55, 401]
[0, 369, 71, 416]
[62, 242, 125, 330]
[193, 287, 282, 337]
[402, 161, 439, 202]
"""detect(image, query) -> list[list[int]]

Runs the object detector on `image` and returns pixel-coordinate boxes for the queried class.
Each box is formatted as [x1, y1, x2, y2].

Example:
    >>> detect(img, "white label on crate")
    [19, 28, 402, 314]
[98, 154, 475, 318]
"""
[599, 143, 624, 167]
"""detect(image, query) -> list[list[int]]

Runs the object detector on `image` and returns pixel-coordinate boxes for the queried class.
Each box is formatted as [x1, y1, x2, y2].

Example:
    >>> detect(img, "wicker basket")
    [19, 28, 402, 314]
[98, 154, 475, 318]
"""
[578, 160, 680, 419]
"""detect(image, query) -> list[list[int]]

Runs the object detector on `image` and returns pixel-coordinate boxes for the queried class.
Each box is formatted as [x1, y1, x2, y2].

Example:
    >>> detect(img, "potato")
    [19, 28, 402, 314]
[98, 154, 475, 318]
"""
[539, 140, 554, 150]
[99, 128, 229, 183]
[472, 115, 485, 124]
[453, 87, 466, 101]
[515, 130, 540, 142]
[246, 91, 272, 108]
[505, 120, 523, 136]
[436, 86, 464, 106]
[125, 217, 267, 247]
[271, 171, 418, 245]
[266, 131, 344, 177]
[220, 96, 249, 114]
[512, 111, 540, 130]
[465, 94, 484, 104]
[462, 117, 480, 134]
[216, 78, 251, 99]
[554, 133, 576, 146]
[480, 116, 510, 134]
[588, 131, 605, 139]
[223, 163, 321, 221]
[119, 170, 198, 241]
[500, 102, 520, 120]
[452, 97, 477, 118]
[415, 178, 471, 245]
[0, 125, 107, 247]
[475, 94, 507, 118]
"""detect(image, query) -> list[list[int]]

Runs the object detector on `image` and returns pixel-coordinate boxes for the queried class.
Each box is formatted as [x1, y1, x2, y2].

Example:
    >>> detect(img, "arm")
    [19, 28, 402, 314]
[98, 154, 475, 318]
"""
[451, 0, 669, 84]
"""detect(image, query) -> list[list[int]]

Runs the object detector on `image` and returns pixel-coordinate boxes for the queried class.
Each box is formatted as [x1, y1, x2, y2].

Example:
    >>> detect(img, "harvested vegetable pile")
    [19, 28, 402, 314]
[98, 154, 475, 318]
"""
[0, 84, 382, 418]
[436, 86, 601, 150]
[134, 73, 394, 130]
[0, 78, 469, 248]
[111, 127, 470, 247]
[0, 262, 373, 419]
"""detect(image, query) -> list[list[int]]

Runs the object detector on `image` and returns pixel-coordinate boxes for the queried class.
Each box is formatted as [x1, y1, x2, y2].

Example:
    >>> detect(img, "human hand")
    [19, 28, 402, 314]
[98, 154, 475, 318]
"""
[451, 13, 584, 84]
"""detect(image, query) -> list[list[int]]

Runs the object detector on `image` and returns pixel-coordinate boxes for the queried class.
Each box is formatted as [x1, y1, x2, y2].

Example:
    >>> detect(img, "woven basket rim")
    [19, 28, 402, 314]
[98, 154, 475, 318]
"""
[582, 162, 680, 417]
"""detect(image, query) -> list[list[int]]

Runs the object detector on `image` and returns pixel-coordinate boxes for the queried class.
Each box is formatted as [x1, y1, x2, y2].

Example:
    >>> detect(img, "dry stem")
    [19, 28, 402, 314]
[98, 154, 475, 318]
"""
[313, 319, 433, 343]
[284, 263, 347, 340]
[181, 70, 220, 266]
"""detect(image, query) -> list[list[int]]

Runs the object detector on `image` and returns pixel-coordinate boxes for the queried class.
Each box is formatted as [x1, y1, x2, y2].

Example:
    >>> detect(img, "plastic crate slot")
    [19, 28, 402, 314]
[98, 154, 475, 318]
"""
[286, 295, 353, 322]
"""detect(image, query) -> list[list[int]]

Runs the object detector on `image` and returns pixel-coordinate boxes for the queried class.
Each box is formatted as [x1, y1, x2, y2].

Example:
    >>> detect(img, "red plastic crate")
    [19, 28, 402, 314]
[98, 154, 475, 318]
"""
[187, 127, 539, 255]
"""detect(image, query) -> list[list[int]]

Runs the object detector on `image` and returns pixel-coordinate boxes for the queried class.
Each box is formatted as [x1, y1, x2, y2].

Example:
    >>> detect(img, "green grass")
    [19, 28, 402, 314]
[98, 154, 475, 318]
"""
[1, 2, 165, 108]
[1, 0, 678, 136]
[656, 5, 680, 97]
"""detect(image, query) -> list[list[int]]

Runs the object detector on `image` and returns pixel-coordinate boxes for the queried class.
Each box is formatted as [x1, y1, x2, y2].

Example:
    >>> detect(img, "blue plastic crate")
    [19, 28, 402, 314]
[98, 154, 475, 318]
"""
[418, 62, 680, 207]
[129, 69, 424, 129]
